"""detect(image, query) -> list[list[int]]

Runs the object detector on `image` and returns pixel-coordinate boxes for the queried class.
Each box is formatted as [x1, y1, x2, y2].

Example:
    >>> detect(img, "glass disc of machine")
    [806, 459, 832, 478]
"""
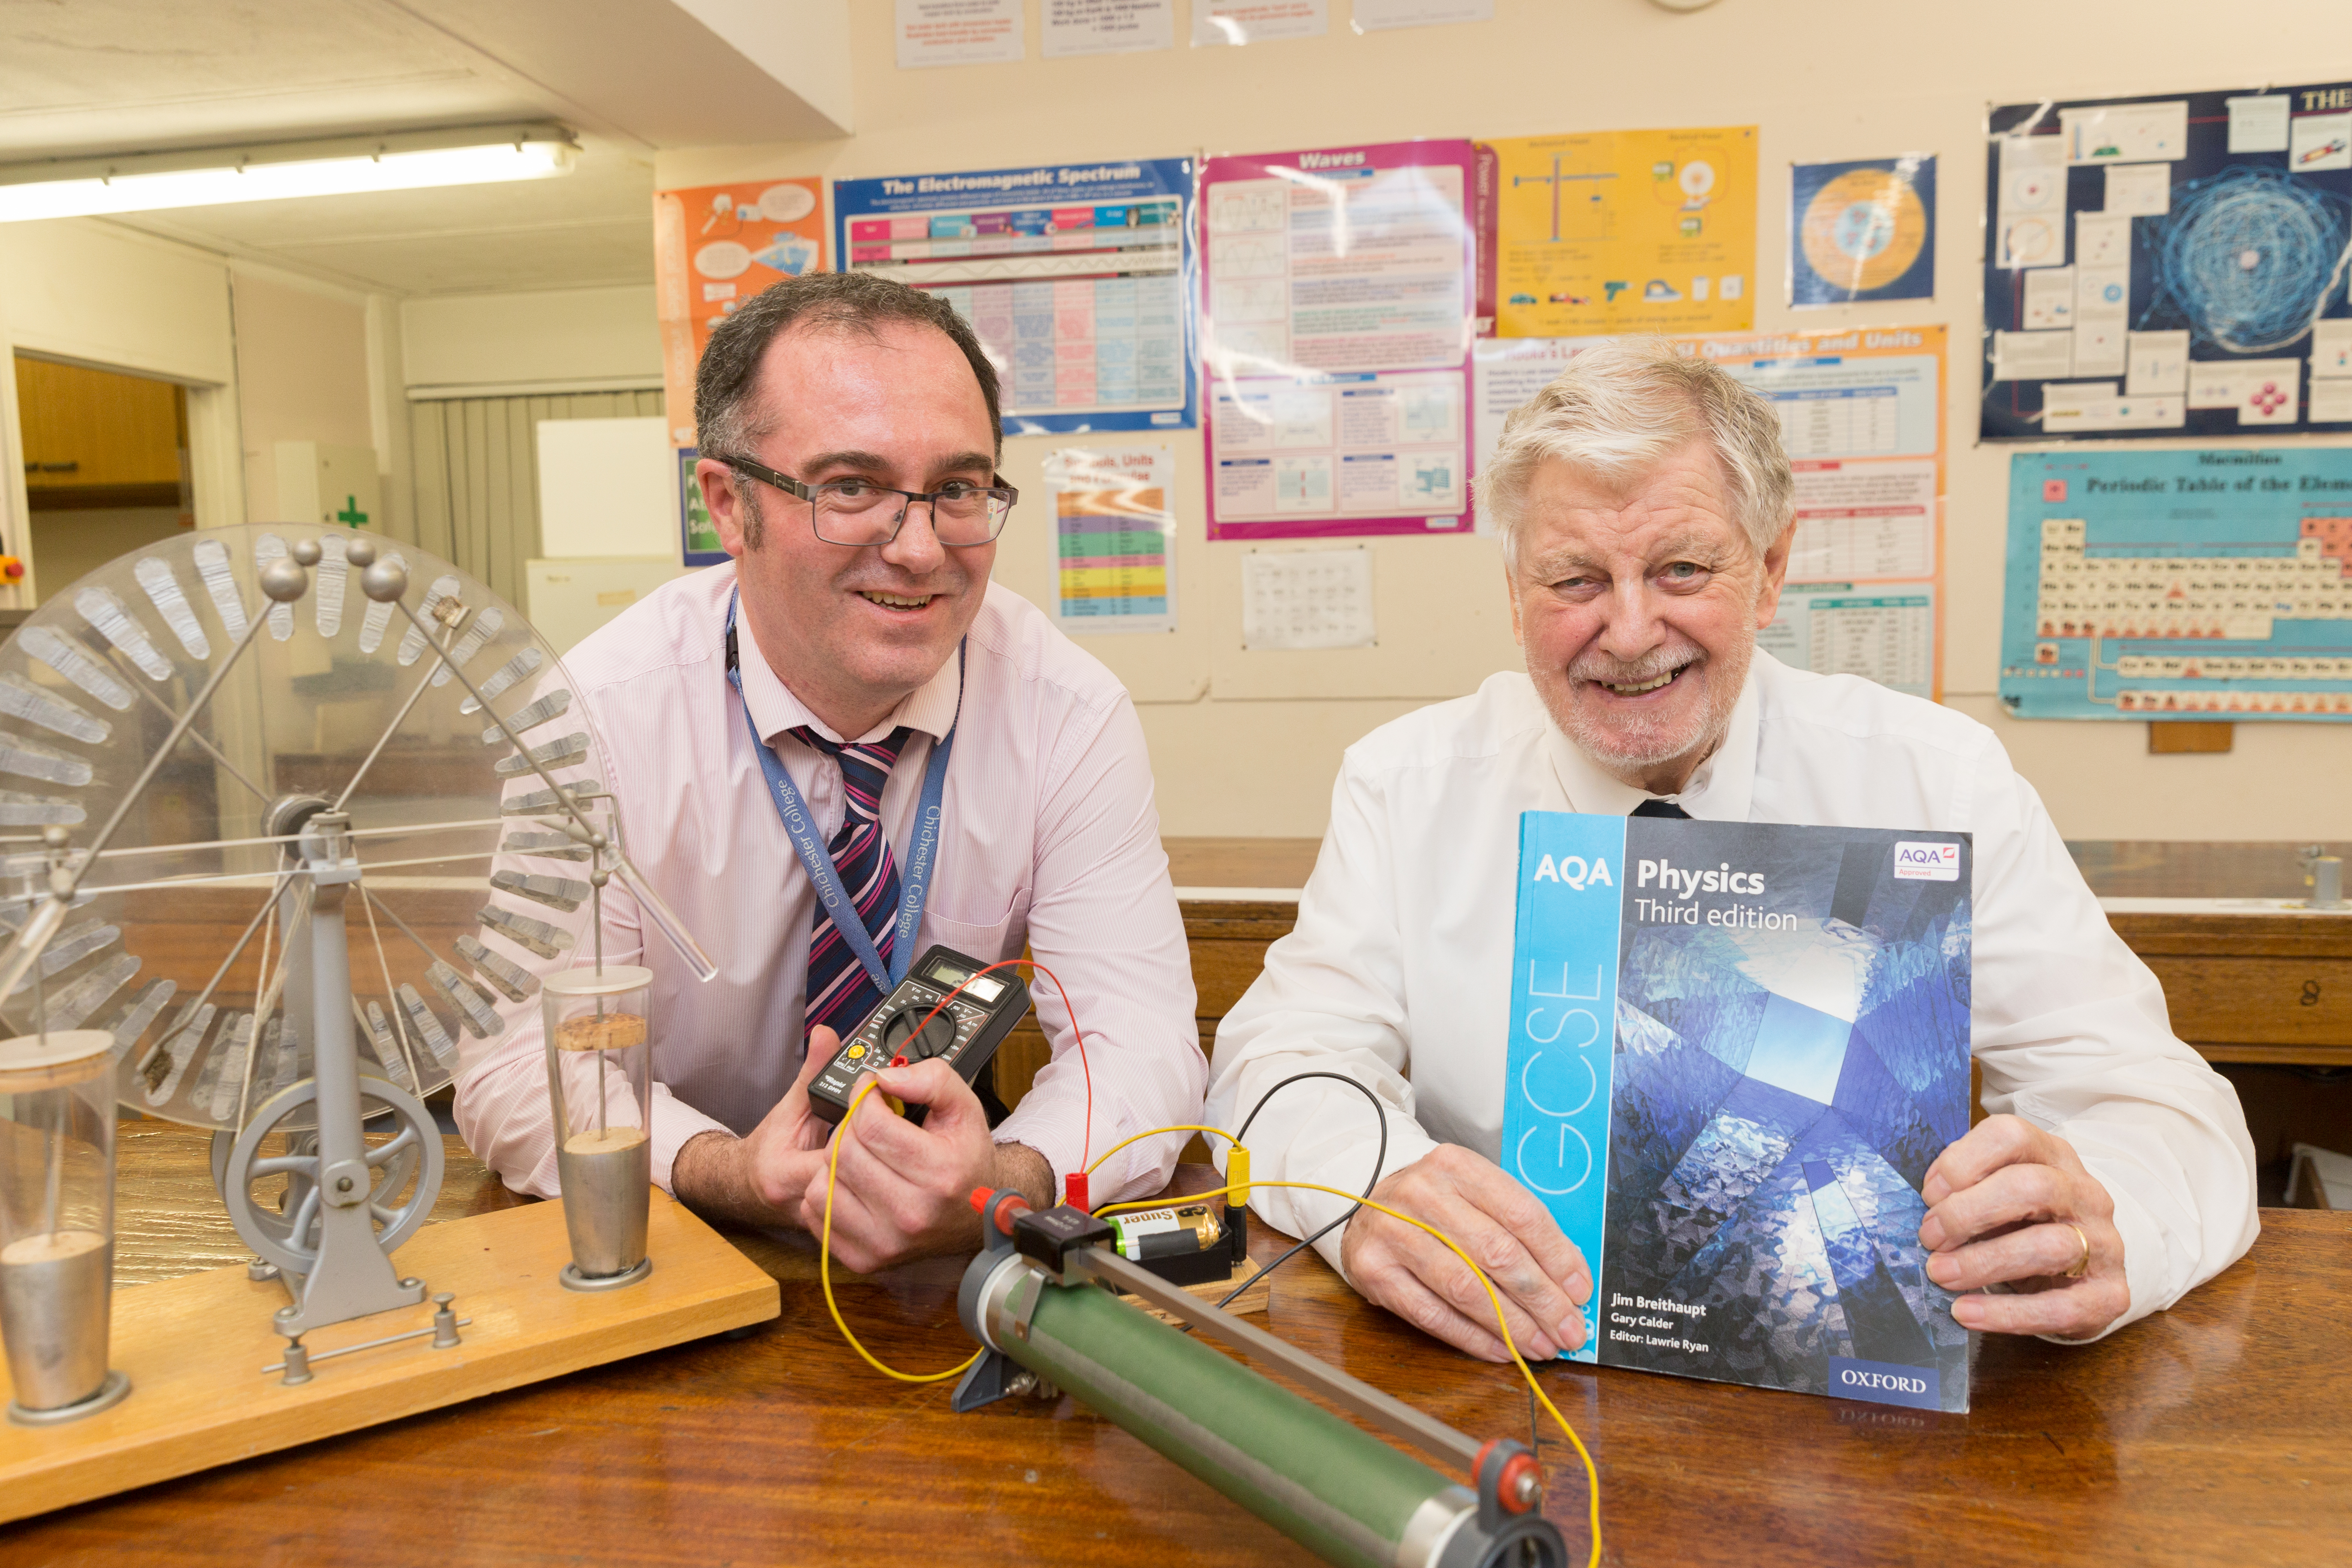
[0, 523, 618, 1138]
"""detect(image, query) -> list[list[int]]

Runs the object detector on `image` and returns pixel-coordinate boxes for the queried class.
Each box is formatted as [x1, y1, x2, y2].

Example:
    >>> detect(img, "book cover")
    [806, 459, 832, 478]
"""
[1503, 813, 1974, 1411]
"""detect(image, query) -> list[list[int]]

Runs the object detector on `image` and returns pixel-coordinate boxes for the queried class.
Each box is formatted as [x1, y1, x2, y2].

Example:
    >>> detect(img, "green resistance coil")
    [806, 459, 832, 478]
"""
[958, 1247, 1563, 1568]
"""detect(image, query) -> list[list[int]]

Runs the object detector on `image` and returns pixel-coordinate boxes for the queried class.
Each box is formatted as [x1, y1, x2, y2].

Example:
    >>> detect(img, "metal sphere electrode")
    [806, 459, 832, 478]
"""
[345, 536, 379, 568]
[361, 560, 410, 603]
[290, 539, 323, 567]
[259, 558, 309, 603]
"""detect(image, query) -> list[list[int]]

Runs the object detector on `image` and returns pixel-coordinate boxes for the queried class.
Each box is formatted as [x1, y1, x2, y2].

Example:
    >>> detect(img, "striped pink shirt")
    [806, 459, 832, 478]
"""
[453, 560, 1205, 1204]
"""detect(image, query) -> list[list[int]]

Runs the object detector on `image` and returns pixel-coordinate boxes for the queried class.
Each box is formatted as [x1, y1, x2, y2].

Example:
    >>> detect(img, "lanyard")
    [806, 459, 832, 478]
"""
[723, 589, 959, 994]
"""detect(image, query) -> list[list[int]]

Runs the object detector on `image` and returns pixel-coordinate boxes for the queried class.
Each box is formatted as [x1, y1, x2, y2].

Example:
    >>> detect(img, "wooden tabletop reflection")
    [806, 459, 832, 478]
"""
[3, 1124, 2344, 1567]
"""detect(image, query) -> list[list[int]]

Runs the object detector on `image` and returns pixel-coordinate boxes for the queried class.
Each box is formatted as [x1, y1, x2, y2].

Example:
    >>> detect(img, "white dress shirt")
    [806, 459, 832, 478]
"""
[1206, 651, 2258, 1340]
[455, 562, 1204, 1204]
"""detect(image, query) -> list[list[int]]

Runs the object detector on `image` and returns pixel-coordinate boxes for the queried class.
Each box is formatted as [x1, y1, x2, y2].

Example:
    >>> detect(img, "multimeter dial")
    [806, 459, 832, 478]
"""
[879, 1005, 957, 1062]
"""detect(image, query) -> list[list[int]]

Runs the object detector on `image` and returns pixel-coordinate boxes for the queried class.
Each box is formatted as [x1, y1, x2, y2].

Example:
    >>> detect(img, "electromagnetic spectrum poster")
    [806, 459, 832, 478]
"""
[653, 177, 828, 449]
[833, 158, 1197, 436]
[1476, 326, 1948, 699]
[1199, 139, 1478, 541]
[1983, 81, 2352, 440]
[1480, 127, 1758, 339]
[2000, 449, 2352, 721]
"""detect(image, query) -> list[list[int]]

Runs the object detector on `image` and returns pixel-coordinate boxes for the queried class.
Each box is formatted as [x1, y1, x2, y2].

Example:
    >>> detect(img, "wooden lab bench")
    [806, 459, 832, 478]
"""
[2, 1125, 2343, 1566]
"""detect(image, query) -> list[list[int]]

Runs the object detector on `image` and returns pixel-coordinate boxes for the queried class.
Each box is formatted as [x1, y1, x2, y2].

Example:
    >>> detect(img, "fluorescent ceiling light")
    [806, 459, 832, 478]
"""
[0, 124, 576, 224]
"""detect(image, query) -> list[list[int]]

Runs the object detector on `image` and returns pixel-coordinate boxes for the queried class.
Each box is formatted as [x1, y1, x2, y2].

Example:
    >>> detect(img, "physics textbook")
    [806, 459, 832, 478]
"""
[1503, 812, 1974, 1411]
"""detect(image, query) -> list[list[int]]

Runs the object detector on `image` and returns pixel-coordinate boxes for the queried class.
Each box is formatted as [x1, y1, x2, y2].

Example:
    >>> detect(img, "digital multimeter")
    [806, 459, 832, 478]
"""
[808, 945, 1032, 1128]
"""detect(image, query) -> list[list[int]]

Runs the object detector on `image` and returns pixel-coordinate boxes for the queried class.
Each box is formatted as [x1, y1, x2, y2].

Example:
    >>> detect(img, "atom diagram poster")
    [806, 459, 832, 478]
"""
[1789, 156, 1935, 307]
[1983, 83, 2352, 441]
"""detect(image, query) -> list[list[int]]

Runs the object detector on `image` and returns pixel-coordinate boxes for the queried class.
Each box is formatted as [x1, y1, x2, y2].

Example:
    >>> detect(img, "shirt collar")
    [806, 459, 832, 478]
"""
[729, 593, 964, 748]
[1538, 658, 1761, 821]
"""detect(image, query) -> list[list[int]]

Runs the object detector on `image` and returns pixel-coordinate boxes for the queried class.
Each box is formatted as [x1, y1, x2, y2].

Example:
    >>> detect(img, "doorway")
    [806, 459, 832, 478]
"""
[14, 354, 194, 602]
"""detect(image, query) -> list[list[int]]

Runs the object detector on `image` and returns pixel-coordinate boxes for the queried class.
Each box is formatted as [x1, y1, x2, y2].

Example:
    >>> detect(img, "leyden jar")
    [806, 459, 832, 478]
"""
[1, 1029, 131, 1423]
[542, 965, 653, 1290]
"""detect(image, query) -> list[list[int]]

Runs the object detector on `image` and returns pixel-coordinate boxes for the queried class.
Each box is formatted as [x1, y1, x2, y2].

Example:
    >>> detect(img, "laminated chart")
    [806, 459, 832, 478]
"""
[653, 177, 826, 448]
[835, 158, 1196, 436]
[1200, 140, 1478, 541]
[1479, 127, 1758, 339]
[1983, 83, 2352, 440]
[1475, 326, 1947, 697]
[1041, 446, 1175, 634]
[2000, 449, 2352, 720]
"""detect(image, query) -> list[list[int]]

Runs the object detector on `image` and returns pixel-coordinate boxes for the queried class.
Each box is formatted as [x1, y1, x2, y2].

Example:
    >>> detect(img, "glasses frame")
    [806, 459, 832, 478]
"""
[716, 455, 1018, 547]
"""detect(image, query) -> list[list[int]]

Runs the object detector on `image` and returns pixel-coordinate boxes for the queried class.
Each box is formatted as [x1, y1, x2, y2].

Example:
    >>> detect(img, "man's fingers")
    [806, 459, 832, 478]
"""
[1457, 1161, 1593, 1309]
[792, 1028, 838, 1094]
[1921, 1114, 2054, 1206]
[1364, 1209, 1560, 1360]
[1360, 1260, 1511, 1362]
[1950, 1277, 2130, 1339]
[1927, 1218, 2106, 1294]
[1921, 1161, 2085, 1252]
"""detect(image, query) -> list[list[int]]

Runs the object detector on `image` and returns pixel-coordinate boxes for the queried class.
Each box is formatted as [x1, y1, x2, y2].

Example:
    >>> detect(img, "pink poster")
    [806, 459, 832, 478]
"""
[1199, 139, 1478, 541]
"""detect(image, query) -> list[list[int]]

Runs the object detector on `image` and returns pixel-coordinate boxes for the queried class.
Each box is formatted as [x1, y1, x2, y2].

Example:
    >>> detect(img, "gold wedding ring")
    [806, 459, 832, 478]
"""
[2064, 1222, 2091, 1279]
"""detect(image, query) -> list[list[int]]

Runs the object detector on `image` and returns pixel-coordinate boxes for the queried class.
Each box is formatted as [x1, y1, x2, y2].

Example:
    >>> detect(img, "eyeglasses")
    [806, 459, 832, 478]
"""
[717, 455, 1018, 547]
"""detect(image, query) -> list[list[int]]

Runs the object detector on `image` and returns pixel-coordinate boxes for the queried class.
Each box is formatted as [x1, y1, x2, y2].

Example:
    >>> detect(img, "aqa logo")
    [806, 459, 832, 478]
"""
[1892, 841, 1962, 882]
[1530, 854, 1614, 891]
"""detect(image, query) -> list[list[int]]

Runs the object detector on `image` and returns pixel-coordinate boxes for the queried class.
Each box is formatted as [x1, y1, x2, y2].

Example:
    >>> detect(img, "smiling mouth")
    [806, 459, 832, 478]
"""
[857, 590, 934, 610]
[1594, 668, 1684, 696]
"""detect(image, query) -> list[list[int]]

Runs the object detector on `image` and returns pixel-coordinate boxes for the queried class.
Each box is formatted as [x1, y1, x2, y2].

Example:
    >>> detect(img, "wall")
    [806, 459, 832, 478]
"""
[408, 388, 666, 606]
[0, 219, 241, 602]
[646, 0, 2352, 842]
[231, 272, 376, 523]
[402, 285, 662, 397]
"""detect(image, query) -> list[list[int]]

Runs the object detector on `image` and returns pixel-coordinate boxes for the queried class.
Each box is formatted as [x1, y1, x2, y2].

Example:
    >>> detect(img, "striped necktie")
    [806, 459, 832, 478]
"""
[794, 724, 914, 1039]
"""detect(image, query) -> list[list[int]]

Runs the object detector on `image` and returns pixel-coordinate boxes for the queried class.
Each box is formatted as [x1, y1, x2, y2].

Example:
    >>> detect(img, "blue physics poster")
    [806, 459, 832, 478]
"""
[833, 157, 1198, 436]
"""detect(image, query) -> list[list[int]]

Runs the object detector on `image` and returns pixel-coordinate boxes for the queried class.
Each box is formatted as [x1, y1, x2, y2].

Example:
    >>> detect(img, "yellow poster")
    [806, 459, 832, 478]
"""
[1485, 127, 1758, 338]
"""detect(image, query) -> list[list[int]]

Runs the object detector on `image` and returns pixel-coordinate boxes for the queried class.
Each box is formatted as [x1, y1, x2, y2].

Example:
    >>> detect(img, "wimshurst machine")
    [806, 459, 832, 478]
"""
[0, 525, 776, 1520]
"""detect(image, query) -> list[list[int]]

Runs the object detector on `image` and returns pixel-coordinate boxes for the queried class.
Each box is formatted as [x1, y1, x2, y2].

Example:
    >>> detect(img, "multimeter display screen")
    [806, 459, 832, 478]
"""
[927, 959, 1003, 1003]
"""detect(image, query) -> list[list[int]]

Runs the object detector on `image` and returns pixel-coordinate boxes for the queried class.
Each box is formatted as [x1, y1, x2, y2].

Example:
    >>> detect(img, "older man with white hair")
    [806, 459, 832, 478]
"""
[1205, 337, 2257, 1363]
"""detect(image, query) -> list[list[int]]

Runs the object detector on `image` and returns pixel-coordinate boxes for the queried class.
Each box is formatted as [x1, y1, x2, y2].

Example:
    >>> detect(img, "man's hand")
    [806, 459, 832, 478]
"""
[670, 1026, 843, 1230]
[797, 1057, 1052, 1273]
[1339, 1144, 1592, 1364]
[1919, 1114, 2129, 1341]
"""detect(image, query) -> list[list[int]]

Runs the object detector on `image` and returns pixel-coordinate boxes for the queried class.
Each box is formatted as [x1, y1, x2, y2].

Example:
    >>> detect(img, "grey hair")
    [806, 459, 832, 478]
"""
[1478, 337, 1795, 566]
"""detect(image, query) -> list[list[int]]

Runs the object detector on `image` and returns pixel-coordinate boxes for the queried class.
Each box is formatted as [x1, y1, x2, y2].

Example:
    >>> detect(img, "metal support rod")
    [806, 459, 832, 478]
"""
[388, 597, 716, 982]
[130, 869, 299, 1076]
[1070, 1245, 1485, 1475]
[234, 880, 314, 1133]
[258, 1316, 471, 1375]
[116, 666, 271, 805]
[330, 655, 459, 815]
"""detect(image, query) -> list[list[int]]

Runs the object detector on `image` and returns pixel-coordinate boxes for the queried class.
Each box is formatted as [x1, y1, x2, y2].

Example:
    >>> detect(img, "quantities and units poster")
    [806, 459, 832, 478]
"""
[1480, 127, 1758, 339]
[1199, 139, 1478, 541]
[1476, 326, 1947, 699]
[833, 158, 1197, 436]
[1042, 445, 1176, 634]
[1983, 81, 2352, 440]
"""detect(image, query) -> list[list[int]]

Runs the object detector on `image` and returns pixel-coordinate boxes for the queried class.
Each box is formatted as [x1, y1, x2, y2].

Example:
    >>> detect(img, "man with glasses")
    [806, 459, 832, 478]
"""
[454, 272, 1205, 1271]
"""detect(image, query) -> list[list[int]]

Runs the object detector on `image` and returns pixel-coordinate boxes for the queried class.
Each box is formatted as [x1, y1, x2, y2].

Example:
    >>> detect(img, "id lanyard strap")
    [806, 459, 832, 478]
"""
[723, 590, 959, 995]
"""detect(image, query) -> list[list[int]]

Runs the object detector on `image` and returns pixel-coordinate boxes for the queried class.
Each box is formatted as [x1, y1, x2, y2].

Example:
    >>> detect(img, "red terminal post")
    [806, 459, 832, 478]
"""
[969, 1186, 1031, 1238]
[1474, 1439, 1544, 1514]
[1063, 1171, 1090, 1213]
